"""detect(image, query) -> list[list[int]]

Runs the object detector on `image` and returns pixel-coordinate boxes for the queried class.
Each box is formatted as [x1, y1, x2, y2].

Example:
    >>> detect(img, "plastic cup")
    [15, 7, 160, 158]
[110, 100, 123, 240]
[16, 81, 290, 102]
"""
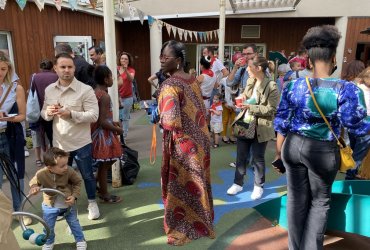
[235, 97, 243, 107]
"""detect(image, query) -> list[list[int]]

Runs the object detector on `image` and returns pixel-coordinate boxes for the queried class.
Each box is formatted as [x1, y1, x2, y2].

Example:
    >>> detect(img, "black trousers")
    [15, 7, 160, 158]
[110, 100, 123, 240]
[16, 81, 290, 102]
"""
[282, 133, 340, 250]
[234, 135, 268, 187]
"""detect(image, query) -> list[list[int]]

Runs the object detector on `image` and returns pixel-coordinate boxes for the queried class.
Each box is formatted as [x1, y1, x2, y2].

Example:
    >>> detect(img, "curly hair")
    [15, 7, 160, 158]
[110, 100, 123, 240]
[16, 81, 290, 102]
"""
[301, 25, 341, 65]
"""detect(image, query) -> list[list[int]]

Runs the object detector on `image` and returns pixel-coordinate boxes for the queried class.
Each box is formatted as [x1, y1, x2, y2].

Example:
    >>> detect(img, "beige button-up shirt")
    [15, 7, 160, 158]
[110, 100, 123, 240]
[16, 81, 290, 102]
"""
[41, 77, 98, 152]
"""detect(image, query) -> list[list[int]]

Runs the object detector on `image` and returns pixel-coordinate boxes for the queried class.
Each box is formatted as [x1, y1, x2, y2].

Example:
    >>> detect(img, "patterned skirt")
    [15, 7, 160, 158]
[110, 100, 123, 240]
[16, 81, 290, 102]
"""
[91, 128, 122, 162]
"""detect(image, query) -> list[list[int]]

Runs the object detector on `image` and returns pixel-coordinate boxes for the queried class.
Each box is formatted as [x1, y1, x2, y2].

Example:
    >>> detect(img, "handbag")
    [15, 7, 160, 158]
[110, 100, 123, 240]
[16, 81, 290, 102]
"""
[305, 77, 355, 172]
[232, 109, 256, 139]
[26, 74, 40, 123]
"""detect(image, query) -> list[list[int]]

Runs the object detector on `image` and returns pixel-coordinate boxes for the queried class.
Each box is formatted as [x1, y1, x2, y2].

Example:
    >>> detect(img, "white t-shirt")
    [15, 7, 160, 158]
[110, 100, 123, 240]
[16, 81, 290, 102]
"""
[210, 103, 223, 123]
[200, 74, 216, 98]
[211, 58, 226, 83]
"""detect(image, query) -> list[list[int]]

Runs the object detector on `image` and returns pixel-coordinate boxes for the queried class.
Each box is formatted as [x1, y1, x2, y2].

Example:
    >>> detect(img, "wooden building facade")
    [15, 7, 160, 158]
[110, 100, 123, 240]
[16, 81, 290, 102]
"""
[1, 1, 368, 99]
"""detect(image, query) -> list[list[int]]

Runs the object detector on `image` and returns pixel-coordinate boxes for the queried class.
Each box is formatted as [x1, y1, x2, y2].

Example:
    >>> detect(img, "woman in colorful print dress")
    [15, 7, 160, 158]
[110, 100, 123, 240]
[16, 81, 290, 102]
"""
[91, 65, 122, 203]
[158, 40, 215, 245]
[274, 25, 370, 250]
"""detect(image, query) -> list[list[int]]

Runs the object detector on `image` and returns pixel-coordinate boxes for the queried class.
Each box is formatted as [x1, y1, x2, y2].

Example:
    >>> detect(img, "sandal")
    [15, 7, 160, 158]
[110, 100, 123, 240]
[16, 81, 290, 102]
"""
[35, 160, 44, 167]
[99, 195, 122, 204]
[230, 139, 237, 144]
[212, 144, 219, 148]
[222, 137, 230, 144]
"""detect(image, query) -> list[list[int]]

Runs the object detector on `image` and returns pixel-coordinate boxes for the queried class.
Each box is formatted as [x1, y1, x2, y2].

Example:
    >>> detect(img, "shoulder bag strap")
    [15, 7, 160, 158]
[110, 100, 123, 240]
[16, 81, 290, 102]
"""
[305, 77, 341, 146]
[0, 82, 14, 110]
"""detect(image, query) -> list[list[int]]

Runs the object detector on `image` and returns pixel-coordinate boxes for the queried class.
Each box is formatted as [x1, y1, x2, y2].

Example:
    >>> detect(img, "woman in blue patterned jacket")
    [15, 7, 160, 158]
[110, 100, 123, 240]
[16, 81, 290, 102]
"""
[274, 25, 370, 250]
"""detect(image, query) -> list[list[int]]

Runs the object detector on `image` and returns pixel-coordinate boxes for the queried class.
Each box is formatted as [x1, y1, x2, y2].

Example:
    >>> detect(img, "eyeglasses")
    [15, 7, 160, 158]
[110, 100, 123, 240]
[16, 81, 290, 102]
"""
[159, 55, 177, 61]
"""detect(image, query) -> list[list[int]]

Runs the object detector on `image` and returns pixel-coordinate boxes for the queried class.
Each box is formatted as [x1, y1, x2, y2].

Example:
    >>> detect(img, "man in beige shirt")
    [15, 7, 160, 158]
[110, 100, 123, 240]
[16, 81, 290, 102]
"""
[41, 53, 100, 220]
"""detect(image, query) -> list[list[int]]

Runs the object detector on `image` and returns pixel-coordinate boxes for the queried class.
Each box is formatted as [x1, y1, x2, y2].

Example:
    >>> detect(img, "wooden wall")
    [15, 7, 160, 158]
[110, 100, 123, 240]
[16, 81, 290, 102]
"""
[0, 1, 105, 89]
[163, 17, 335, 55]
[343, 17, 370, 65]
[118, 17, 334, 99]
[0, 1, 335, 99]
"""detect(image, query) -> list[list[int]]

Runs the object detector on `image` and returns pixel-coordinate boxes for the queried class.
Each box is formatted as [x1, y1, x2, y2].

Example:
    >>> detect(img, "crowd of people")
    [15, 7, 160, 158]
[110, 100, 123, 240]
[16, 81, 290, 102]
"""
[0, 24, 370, 250]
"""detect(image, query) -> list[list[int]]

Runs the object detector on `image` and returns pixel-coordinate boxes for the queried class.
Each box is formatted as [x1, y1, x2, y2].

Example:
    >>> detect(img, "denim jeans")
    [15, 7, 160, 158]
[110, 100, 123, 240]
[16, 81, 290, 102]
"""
[0, 132, 24, 211]
[234, 135, 267, 187]
[120, 97, 133, 138]
[282, 133, 340, 250]
[42, 204, 85, 245]
[347, 133, 370, 178]
[67, 143, 96, 200]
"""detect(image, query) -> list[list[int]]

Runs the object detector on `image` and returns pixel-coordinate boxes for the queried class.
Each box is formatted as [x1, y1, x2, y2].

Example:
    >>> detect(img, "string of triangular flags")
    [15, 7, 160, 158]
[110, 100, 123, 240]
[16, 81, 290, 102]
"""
[148, 16, 219, 43]
[117, 0, 220, 43]
[5, 0, 99, 12]
[6, 0, 220, 42]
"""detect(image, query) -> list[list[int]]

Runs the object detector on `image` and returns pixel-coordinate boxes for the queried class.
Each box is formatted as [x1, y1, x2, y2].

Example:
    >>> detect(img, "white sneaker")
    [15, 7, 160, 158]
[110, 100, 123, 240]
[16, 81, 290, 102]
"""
[251, 186, 264, 200]
[24, 150, 30, 157]
[76, 241, 87, 250]
[229, 162, 236, 168]
[42, 243, 54, 250]
[87, 201, 100, 220]
[227, 184, 243, 195]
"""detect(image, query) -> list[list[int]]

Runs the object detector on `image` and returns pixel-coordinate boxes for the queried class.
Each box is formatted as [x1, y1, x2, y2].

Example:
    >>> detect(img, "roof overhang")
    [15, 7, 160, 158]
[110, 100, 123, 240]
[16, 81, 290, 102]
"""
[41, 0, 301, 21]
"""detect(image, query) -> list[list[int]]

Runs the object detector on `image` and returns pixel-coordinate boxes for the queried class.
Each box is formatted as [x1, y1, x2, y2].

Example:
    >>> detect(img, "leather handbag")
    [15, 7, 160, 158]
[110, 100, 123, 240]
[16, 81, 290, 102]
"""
[232, 109, 256, 139]
[305, 77, 355, 173]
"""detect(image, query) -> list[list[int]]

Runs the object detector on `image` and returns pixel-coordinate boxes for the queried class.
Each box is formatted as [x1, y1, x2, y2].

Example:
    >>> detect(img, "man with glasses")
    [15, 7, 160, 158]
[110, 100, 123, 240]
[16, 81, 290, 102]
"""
[227, 44, 257, 90]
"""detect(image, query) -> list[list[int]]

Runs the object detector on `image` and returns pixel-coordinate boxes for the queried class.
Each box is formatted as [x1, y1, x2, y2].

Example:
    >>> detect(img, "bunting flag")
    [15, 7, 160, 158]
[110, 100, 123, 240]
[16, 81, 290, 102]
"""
[165, 23, 172, 37]
[128, 3, 136, 20]
[54, 0, 62, 11]
[15, 0, 26, 10]
[148, 15, 155, 26]
[137, 9, 145, 25]
[184, 30, 188, 42]
[178, 29, 184, 40]
[33, 0, 45, 11]
[157, 20, 163, 33]
[214, 30, 218, 39]
[210, 31, 213, 41]
[89, 0, 97, 9]
[193, 31, 198, 41]
[118, 0, 125, 15]
[0, 0, 7, 10]
[206, 31, 211, 41]
[69, 0, 78, 11]
[172, 27, 178, 39]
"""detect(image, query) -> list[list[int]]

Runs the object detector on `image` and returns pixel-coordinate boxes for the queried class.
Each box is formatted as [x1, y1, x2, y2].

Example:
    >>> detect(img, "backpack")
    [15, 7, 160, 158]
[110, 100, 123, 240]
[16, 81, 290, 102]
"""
[120, 144, 140, 185]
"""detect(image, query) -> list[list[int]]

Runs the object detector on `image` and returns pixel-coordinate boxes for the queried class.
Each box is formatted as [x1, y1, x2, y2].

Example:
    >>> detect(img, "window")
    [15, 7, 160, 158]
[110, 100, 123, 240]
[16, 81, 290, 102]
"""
[196, 43, 266, 72]
[53, 36, 93, 62]
[0, 31, 15, 66]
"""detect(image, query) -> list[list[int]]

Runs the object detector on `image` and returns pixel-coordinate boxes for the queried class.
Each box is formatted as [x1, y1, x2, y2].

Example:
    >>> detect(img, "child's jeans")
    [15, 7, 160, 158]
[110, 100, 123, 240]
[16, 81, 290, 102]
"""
[42, 204, 85, 245]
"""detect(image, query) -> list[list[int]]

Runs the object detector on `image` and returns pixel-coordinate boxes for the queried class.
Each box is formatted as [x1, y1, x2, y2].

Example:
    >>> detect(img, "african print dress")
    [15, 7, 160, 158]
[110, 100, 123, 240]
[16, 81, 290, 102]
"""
[158, 75, 215, 246]
[91, 89, 122, 162]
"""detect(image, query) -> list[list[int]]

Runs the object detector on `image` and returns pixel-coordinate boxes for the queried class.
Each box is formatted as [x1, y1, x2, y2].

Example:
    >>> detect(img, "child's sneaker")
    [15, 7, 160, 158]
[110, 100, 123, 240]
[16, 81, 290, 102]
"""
[42, 243, 54, 250]
[76, 241, 87, 250]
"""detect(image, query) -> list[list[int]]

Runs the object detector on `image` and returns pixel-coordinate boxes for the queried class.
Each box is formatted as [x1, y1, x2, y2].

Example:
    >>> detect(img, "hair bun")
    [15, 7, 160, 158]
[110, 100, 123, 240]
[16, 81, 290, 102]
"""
[204, 56, 212, 63]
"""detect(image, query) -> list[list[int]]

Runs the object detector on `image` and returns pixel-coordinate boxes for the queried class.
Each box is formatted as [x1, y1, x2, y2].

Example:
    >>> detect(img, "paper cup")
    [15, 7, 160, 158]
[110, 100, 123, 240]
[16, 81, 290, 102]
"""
[235, 97, 243, 107]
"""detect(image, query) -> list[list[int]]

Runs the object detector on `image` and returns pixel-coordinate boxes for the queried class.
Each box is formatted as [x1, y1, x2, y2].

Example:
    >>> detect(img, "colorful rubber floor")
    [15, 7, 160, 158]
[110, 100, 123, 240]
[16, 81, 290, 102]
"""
[14, 142, 290, 250]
